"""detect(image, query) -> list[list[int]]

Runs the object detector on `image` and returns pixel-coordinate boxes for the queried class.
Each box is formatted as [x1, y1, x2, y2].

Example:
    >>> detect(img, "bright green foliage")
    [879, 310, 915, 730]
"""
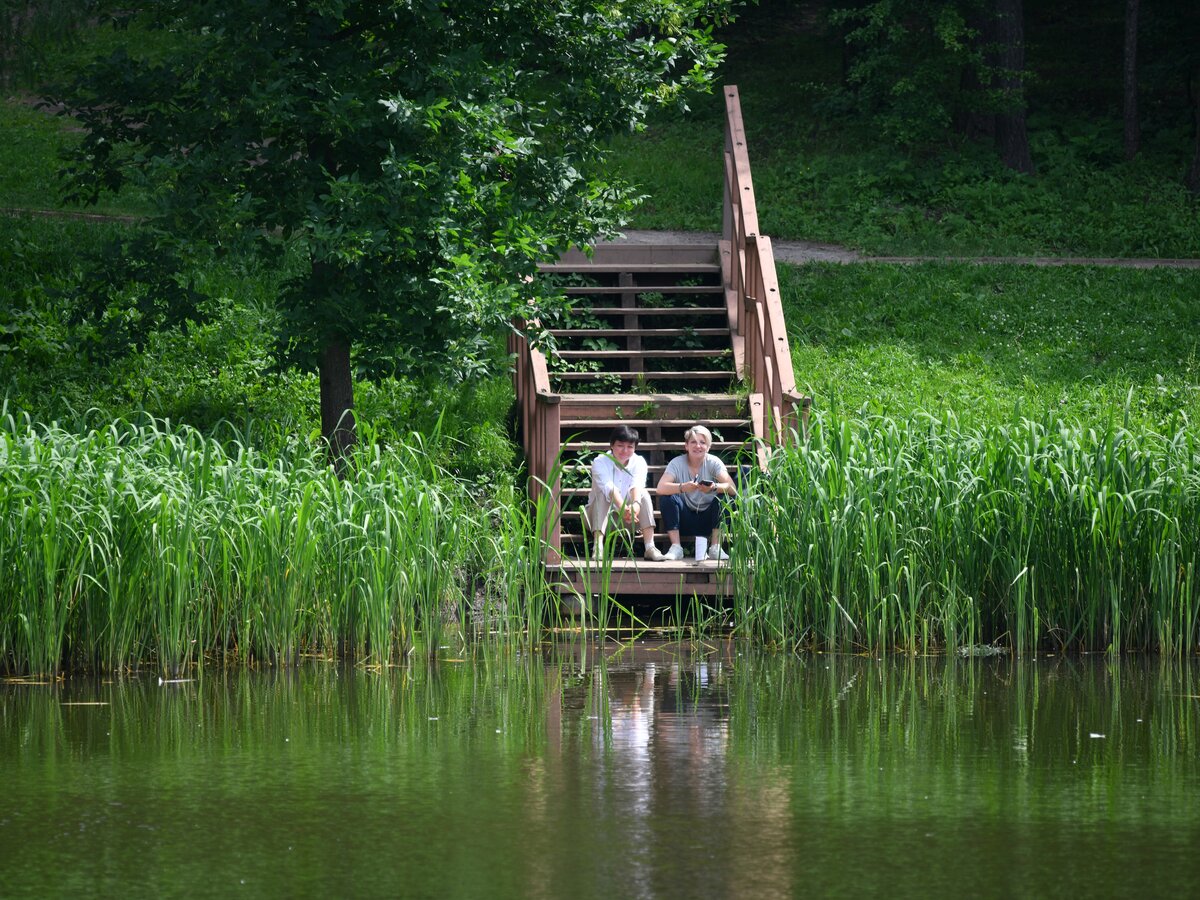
[55, 1, 731, 381]
[781, 262, 1200, 432]
[730, 412, 1200, 654]
[0, 409, 554, 675]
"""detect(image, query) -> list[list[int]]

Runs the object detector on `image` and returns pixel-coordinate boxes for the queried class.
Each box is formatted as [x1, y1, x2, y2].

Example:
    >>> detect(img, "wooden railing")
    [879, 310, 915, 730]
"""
[722, 85, 810, 446]
[508, 325, 562, 561]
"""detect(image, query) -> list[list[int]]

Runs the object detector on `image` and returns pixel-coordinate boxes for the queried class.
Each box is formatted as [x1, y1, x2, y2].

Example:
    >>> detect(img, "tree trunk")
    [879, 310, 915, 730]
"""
[1187, 68, 1200, 195]
[1124, 0, 1140, 160]
[992, 0, 1035, 175]
[319, 336, 357, 474]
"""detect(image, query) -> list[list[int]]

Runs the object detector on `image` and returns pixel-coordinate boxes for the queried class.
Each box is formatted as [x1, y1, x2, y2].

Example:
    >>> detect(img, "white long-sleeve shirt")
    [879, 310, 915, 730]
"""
[590, 451, 648, 502]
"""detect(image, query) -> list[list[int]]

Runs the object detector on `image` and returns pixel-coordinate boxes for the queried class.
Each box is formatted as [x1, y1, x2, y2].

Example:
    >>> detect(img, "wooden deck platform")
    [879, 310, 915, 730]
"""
[547, 558, 735, 598]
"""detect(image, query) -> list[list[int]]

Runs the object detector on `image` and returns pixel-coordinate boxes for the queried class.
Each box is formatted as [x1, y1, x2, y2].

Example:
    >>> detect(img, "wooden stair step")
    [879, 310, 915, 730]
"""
[547, 565, 732, 597]
[563, 463, 670, 477]
[559, 486, 661, 498]
[562, 440, 743, 454]
[561, 285, 723, 295]
[553, 371, 734, 381]
[559, 417, 748, 430]
[583, 307, 726, 316]
[558, 394, 745, 419]
[561, 508, 664, 521]
[556, 349, 730, 360]
[549, 328, 730, 338]
[559, 392, 741, 403]
[539, 262, 722, 274]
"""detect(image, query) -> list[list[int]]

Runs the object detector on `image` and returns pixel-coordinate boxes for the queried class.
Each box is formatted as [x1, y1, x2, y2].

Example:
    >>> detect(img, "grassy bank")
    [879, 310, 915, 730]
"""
[731, 412, 1200, 654]
[0, 410, 553, 676]
[780, 262, 1200, 433]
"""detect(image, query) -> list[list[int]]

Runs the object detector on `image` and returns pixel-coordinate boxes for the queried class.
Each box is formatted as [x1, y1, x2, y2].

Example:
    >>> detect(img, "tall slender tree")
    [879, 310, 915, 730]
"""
[990, 0, 1034, 174]
[1124, 0, 1141, 160]
[1187, 66, 1200, 194]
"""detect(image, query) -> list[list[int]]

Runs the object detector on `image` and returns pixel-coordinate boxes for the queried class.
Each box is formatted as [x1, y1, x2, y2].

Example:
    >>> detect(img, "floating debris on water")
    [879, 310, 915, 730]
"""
[957, 645, 1005, 657]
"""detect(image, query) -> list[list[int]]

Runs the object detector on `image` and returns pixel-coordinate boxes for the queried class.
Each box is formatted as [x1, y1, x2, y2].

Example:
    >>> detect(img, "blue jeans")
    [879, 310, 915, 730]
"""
[660, 494, 727, 537]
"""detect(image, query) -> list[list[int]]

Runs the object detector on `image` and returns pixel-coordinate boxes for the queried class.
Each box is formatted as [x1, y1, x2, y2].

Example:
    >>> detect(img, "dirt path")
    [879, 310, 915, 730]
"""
[616, 229, 1200, 269]
[1, 206, 143, 224]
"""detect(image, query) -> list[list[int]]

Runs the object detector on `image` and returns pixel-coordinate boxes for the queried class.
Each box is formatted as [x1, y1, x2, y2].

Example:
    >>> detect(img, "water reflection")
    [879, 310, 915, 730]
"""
[2, 646, 1199, 898]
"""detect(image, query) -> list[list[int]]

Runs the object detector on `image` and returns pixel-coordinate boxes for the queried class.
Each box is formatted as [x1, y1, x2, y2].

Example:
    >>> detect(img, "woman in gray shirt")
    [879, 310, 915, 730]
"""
[655, 425, 736, 561]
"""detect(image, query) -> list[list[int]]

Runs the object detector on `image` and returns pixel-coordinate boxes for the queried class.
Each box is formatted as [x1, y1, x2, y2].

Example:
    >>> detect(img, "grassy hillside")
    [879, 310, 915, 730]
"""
[608, 1, 1200, 257]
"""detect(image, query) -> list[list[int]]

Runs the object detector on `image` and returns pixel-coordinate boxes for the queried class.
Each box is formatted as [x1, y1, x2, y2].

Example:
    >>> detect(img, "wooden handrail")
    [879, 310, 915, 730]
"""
[723, 85, 811, 447]
[509, 323, 562, 561]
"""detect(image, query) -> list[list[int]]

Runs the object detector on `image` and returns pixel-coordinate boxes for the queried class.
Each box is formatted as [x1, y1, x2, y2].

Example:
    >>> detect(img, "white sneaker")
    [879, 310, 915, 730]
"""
[664, 544, 685, 561]
[706, 545, 730, 561]
[644, 545, 666, 562]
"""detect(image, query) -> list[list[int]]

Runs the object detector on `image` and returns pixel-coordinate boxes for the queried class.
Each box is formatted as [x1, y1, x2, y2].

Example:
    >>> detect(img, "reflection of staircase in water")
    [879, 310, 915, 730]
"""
[510, 86, 809, 604]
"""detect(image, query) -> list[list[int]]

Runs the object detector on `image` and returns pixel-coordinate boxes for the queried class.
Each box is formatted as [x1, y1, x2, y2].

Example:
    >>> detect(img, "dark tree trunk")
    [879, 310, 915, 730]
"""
[992, 0, 1035, 175]
[1187, 68, 1200, 195]
[1124, 0, 1140, 160]
[319, 336, 357, 474]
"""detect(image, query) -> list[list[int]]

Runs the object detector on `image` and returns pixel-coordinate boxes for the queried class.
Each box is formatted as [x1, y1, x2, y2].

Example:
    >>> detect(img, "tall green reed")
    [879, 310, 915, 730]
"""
[729, 411, 1200, 654]
[0, 408, 550, 674]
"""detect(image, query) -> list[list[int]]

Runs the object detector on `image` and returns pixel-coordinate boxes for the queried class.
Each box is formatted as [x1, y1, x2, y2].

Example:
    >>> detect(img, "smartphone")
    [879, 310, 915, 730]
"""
[697, 479, 715, 487]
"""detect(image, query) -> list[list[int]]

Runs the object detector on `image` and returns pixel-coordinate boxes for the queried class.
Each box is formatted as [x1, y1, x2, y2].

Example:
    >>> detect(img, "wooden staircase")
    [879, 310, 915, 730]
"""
[510, 86, 810, 604]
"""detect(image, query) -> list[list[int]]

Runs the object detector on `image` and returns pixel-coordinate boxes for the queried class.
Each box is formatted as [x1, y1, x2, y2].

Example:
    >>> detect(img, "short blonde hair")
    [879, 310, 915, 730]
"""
[684, 425, 712, 446]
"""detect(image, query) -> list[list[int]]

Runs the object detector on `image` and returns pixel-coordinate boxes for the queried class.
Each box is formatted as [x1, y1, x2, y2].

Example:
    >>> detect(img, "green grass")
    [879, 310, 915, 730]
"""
[0, 100, 75, 210]
[781, 262, 1200, 433]
[0, 99, 152, 215]
[729, 411, 1200, 655]
[0, 409, 555, 676]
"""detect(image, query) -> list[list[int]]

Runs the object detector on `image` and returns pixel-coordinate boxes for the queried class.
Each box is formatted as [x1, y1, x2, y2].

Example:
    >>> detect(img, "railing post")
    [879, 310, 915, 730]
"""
[541, 398, 561, 563]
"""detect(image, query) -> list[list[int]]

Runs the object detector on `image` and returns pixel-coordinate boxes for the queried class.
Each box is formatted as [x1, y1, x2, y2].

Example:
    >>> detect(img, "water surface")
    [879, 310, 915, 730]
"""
[3, 644, 1199, 898]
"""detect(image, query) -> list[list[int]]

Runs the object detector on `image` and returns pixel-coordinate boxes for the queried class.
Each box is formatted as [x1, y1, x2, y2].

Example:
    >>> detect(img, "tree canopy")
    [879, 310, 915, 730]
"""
[58, 0, 730, 459]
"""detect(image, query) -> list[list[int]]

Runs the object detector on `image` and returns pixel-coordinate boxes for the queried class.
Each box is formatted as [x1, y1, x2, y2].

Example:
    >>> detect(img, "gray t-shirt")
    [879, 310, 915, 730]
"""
[664, 454, 728, 512]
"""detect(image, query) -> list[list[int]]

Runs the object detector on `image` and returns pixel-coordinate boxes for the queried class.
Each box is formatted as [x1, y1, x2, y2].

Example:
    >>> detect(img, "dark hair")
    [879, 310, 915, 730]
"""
[609, 425, 640, 446]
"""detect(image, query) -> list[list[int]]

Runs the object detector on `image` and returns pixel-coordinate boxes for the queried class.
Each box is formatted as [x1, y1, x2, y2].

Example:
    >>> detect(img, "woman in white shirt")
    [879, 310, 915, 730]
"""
[586, 425, 666, 561]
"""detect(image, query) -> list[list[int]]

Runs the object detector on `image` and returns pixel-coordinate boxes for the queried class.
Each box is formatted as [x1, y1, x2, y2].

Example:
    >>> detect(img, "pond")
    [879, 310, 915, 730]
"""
[3, 642, 1199, 898]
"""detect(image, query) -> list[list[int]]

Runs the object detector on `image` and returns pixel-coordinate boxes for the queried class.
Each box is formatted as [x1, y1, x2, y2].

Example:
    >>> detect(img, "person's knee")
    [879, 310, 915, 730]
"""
[660, 493, 683, 528]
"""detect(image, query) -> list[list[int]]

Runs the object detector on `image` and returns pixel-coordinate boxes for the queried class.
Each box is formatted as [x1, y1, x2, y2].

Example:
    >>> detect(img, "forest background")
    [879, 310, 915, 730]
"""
[2, 0, 1198, 471]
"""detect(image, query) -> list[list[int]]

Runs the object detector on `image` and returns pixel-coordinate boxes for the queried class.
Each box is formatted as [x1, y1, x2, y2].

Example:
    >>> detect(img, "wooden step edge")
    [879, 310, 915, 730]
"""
[538, 263, 722, 273]
[561, 440, 744, 452]
[556, 349, 732, 359]
[559, 418, 749, 428]
[546, 559, 732, 573]
[583, 307, 727, 316]
[552, 371, 736, 379]
[549, 328, 731, 338]
[559, 285, 725, 295]
[559, 396, 744, 408]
